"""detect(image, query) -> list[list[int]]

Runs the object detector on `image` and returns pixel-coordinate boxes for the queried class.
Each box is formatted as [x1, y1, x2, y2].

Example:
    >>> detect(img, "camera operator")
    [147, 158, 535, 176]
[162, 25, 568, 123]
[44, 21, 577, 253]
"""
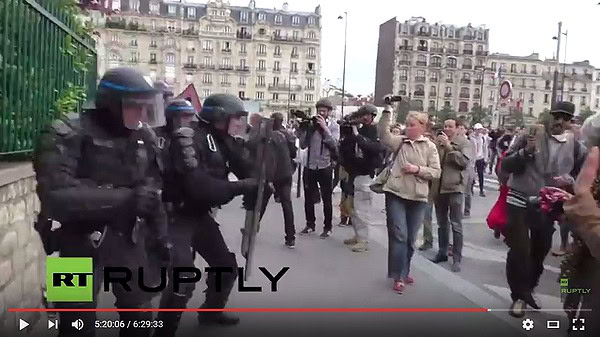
[296, 98, 340, 238]
[340, 104, 386, 252]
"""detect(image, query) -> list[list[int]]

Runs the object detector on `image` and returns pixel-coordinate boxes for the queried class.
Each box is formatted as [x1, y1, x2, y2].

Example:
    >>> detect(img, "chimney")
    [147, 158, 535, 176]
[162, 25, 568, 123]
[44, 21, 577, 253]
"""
[282, 2, 288, 11]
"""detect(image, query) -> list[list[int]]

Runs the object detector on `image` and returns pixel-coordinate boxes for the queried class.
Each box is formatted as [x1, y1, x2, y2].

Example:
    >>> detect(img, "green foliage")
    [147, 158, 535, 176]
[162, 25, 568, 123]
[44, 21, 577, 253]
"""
[470, 106, 489, 125]
[54, 83, 87, 117]
[578, 106, 596, 123]
[436, 105, 457, 123]
[537, 108, 552, 124]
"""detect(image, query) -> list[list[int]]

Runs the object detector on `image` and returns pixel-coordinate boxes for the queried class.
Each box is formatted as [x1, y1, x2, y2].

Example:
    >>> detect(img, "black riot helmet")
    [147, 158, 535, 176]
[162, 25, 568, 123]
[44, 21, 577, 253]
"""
[198, 93, 248, 125]
[94, 67, 165, 134]
[165, 99, 198, 129]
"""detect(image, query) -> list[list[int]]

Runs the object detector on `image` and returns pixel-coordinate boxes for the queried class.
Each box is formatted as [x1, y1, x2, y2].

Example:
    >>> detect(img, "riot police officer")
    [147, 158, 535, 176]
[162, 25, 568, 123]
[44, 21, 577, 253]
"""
[33, 67, 168, 337]
[155, 94, 258, 336]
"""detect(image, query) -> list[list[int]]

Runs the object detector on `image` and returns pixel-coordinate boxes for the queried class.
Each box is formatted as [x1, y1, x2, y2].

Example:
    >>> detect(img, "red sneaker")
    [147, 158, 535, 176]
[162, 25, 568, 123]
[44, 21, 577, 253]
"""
[404, 276, 414, 285]
[393, 281, 405, 294]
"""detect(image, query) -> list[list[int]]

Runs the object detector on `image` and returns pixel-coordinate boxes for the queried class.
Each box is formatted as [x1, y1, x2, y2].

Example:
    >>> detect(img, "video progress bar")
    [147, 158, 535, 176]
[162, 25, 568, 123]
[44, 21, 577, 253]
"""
[9, 308, 489, 313]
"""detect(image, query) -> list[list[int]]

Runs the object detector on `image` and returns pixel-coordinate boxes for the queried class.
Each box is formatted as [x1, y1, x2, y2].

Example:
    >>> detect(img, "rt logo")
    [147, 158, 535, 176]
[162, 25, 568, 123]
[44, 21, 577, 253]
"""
[46, 257, 93, 302]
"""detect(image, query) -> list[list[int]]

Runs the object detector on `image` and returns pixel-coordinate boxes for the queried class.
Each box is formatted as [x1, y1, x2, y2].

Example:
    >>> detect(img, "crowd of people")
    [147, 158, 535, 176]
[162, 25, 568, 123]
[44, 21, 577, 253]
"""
[31, 66, 599, 336]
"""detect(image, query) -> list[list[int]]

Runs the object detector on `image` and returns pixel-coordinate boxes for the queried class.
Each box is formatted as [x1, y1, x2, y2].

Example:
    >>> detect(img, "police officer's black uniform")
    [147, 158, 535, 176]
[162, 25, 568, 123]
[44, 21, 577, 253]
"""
[155, 94, 257, 336]
[33, 67, 169, 337]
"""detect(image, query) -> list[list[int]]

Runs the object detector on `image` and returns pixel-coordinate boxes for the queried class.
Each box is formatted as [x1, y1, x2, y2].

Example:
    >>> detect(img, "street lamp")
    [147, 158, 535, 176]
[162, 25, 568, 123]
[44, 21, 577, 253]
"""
[550, 22, 562, 109]
[560, 30, 568, 100]
[338, 12, 348, 119]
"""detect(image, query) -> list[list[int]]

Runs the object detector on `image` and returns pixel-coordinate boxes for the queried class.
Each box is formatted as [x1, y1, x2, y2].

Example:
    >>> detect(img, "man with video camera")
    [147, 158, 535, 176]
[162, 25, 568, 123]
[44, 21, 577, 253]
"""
[339, 104, 386, 252]
[296, 98, 340, 238]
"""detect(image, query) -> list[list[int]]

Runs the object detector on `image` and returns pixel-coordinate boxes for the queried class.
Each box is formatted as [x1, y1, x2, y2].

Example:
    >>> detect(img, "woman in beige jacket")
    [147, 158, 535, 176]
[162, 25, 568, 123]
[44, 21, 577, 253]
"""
[378, 110, 441, 294]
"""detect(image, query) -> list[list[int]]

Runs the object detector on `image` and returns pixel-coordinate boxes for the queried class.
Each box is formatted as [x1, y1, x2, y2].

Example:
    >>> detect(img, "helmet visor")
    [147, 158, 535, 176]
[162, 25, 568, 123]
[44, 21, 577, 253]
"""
[121, 93, 166, 129]
[172, 114, 198, 129]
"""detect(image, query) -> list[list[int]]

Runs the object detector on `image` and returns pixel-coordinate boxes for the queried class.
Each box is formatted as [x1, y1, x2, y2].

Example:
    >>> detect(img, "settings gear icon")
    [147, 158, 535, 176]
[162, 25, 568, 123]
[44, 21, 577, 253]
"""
[522, 318, 535, 331]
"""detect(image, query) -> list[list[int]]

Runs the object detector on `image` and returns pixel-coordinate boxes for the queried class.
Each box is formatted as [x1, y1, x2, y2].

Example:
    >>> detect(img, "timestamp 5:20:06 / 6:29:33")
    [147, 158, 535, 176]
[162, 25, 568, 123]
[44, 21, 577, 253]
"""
[94, 320, 164, 329]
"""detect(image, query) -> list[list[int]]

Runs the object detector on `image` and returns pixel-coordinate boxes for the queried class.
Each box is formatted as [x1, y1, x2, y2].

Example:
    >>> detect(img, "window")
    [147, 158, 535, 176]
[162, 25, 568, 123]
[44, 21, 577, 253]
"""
[256, 76, 265, 86]
[150, 2, 159, 13]
[521, 79, 526, 87]
[201, 89, 211, 97]
[529, 107, 533, 115]
[417, 54, 426, 62]
[222, 57, 231, 67]
[530, 93, 534, 101]
[447, 58, 457, 68]
[130, 38, 138, 46]
[202, 74, 212, 84]
[203, 56, 212, 66]
[239, 59, 247, 68]
[597, 85, 600, 95]
[272, 93, 279, 100]
[569, 95, 574, 103]
[167, 38, 175, 46]
[308, 47, 316, 57]
[416, 70, 425, 78]
[308, 16, 315, 25]
[307, 78, 315, 88]
[258, 60, 266, 70]
[290, 94, 297, 101]
[168, 21, 176, 32]
[239, 91, 246, 99]
[430, 72, 439, 81]
[130, 0, 139, 11]
[168, 5, 176, 14]
[239, 76, 247, 85]
[306, 94, 314, 101]
[223, 41, 231, 51]
[491, 62, 497, 71]
[274, 46, 281, 56]
[272, 77, 280, 86]
[275, 14, 282, 25]
[293, 31, 300, 40]
[202, 40, 213, 51]
[240, 11, 248, 23]
[432, 29, 438, 37]
[399, 69, 408, 79]
[521, 64, 527, 73]
[258, 44, 266, 55]
[240, 43, 247, 53]
[477, 59, 484, 67]
[446, 72, 453, 80]
[449, 43, 455, 50]
[150, 53, 156, 62]
[430, 86, 436, 94]
[544, 94, 549, 103]
[596, 98, 599, 108]
[221, 74, 230, 85]
[510, 64, 517, 73]
[188, 7, 196, 18]
[308, 31, 316, 39]
[308, 62, 315, 71]
[291, 62, 298, 72]
[400, 84, 407, 91]
[187, 55, 194, 64]
[477, 32, 483, 40]
[532, 65, 537, 74]
[274, 61, 280, 71]
[224, 26, 231, 33]
[151, 20, 156, 30]
[111, 34, 119, 42]
[292, 16, 300, 25]
[445, 87, 452, 94]
[129, 51, 139, 62]
[581, 96, 587, 106]
[256, 92, 264, 99]
[165, 53, 175, 64]
[448, 30, 454, 38]
[291, 47, 298, 56]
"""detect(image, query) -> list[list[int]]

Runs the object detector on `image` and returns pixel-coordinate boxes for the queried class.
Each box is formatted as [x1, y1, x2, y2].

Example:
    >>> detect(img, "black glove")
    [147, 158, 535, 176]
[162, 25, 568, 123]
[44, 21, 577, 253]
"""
[134, 185, 161, 218]
[232, 178, 259, 196]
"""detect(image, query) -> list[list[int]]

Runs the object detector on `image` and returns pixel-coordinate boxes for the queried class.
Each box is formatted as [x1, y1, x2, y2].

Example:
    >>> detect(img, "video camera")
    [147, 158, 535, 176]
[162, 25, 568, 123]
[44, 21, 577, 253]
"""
[291, 109, 318, 129]
[383, 95, 403, 105]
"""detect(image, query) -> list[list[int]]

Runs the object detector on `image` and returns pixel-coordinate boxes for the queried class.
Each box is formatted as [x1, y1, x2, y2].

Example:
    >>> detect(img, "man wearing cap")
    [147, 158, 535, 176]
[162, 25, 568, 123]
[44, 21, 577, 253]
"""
[501, 101, 587, 317]
[472, 123, 489, 197]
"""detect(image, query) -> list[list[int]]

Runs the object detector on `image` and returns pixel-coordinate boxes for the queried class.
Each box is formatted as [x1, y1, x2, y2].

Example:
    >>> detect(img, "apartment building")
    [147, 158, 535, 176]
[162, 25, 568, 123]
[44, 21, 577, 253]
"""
[85, 0, 322, 114]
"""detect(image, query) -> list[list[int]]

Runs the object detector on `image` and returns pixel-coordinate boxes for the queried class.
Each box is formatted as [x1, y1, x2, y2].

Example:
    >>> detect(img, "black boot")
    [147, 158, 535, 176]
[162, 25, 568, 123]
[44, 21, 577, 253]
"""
[197, 305, 240, 326]
[153, 312, 183, 337]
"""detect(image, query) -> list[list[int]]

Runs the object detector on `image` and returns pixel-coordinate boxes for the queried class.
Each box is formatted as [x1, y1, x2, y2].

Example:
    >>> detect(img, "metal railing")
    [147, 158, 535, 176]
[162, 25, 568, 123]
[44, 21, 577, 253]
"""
[1, 0, 97, 156]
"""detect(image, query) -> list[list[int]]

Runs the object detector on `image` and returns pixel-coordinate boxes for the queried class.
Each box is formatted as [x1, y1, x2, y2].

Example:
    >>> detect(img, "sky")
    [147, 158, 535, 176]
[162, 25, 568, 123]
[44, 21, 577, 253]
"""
[195, 0, 600, 96]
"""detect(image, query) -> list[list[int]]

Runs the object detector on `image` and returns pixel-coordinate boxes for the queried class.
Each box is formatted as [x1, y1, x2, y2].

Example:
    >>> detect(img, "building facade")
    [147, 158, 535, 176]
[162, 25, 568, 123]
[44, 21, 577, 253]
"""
[375, 16, 600, 119]
[85, 0, 322, 114]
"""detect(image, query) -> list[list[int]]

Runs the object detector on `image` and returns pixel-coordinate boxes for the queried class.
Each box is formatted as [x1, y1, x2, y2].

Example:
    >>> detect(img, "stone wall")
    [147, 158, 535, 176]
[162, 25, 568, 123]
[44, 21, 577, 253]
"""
[0, 162, 45, 333]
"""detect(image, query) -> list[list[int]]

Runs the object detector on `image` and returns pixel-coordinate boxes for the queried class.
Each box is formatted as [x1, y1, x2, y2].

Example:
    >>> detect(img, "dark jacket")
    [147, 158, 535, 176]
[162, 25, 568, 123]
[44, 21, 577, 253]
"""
[247, 126, 297, 183]
[431, 134, 472, 195]
[340, 123, 386, 177]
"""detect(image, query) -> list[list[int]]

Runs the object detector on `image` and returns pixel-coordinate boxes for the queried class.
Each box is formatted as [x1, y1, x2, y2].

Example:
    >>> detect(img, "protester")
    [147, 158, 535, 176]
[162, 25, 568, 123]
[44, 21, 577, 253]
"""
[431, 119, 472, 273]
[461, 125, 477, 218]
[501, 101, 586, 317]
[488, 129, 503, 174]
[472, 123, 488, 197]
[418, 128, 439, 252]
[378, 109, 440, 293]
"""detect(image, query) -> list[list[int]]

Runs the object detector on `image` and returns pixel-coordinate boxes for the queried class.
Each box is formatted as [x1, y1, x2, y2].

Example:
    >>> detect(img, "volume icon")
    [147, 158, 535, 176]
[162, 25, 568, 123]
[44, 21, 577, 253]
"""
[71, 319, 84, 331]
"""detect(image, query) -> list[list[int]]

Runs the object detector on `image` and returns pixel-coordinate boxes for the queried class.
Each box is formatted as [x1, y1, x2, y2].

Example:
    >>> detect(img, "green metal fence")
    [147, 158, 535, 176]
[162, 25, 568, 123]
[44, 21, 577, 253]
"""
[0, 0, 97, 157]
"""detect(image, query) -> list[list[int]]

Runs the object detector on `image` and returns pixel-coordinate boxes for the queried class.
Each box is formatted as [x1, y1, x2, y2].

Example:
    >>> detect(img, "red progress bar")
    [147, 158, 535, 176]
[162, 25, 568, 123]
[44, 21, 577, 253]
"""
[9, 308, 488, 313]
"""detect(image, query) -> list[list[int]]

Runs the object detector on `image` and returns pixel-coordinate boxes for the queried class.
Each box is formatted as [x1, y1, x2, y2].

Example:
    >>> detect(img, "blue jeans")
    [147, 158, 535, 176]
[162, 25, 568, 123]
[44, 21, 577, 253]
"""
[385, 193, 427, 281]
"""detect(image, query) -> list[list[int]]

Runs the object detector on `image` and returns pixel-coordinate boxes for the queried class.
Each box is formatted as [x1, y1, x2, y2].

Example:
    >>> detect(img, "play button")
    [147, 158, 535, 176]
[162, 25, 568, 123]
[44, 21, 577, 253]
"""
[19, 319, 29, 331]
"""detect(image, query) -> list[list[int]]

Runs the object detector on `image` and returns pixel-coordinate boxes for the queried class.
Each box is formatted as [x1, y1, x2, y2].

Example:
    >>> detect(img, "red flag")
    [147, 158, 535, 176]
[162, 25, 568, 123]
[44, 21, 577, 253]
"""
[176, 84, 202, 113]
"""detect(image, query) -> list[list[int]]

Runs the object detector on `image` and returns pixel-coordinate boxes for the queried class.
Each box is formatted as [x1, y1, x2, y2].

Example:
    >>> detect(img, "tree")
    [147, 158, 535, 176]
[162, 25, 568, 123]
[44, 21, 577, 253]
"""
[578, 106, 596, 123]
[436, 105, 457, 124]
[537, 108, 552, 125]
[470, 106, 489, 126]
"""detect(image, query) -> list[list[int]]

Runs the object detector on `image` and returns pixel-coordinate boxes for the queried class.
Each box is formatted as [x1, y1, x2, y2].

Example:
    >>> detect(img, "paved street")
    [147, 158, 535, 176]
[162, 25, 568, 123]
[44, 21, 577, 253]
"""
[87, 172, 572, 337]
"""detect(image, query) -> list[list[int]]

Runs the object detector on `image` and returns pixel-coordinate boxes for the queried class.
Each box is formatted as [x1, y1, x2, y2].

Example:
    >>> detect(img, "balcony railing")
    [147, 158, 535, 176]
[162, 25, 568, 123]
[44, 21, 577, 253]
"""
[219, 65, 234, 70]
[268, 84, 302, 91]
[444, 93, 452, 97]
[431, 63, 442, 68]
[463, 35, 474, 40]
[183, 28, 199, 36]
[414, 91, 425, 97]
[417, 31, 431, 36]
[463, 49, 473, 55]
[583, 88, 588, 92]
[569, 87, 576, 91]
[305, 86, 316, 90]
[306, 69, 316, 74]
[256, 83, 266, 88]
[257, 67, 267, 72]
[474, 79, 482, 85]
[273, 68, 281, 73]
[222, 48, 232, 53]
[461, 79, 471, 84]
[307, 54, 316, 59]
[545, 86, 551, 90]
[474, 94, 481, 99]
[416, 61, 427, 66]
[398, 90, 407, 95]
[417, 46, 428, 52]
[447, 49, 459, 54]
[431, 48, 444, 54]
[399, 45, 414, 51]
[149, 60, 158, 64]
[446, 78, 454, 83]
[530, 85, 537, 89]
[183, 63, 198, 69]
[257, 51, 267, 56]
[291, 69, 298, 74]
[476, 50, 488, 56]
[415, 77, 426, 82]
[430, 78, 439, 82]
[291, 53, 299, 59]
[200, 64, 216, 70]
[399, 60, 411, 66]
[529, 99, 535, 103]
[462, 64, 473, 70]
[460, 93, 470, 98]
[429, 92, 437, 97]
[237, 31, 252, 39]
[399, 76, 408, 81]
[447, 64, 457, 68]
[236, 66, 250, 72]
[273, 53, 282, 58]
